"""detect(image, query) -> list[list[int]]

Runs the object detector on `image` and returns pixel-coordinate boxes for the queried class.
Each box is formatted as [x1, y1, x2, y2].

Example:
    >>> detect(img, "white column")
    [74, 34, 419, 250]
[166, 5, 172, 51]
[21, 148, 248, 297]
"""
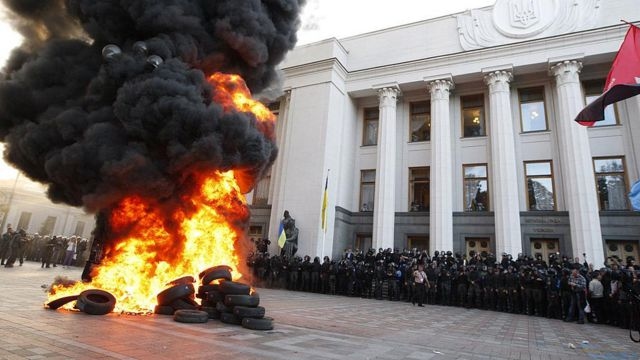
[484, 70, 523, 255]
[428, 79, 454, 253]
[551, 60, 604, 267]
[373, 87, 400, 250]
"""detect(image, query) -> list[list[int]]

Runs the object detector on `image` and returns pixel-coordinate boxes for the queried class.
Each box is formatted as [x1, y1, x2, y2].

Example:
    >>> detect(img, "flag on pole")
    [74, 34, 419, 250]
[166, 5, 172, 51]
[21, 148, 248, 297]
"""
[321, 174, 329, 232]
[277, 221, 286, 248]
[630, 180, 640, 211]
[575, 24, 640, 126]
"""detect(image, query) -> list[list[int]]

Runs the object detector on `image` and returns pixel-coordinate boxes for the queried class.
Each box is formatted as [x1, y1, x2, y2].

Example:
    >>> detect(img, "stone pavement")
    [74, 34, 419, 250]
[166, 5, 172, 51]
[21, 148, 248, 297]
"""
[0, 261, 638, 360]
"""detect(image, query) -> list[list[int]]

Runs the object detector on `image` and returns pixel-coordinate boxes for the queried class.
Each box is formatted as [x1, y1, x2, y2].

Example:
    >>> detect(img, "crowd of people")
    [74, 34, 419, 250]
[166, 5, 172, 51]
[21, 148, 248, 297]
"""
[0, 226, 89, 269]
[247, 242, 640, 330]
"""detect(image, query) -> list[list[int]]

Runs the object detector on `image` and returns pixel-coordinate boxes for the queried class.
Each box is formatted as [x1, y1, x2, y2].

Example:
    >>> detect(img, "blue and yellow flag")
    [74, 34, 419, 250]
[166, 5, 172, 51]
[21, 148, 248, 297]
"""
[321, 175, 329, 232]
[277, 221, 286, 248]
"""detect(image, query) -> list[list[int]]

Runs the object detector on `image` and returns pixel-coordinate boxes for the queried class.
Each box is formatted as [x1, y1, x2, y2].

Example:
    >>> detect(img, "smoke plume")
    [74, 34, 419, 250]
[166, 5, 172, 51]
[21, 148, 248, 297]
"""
[0, 0, 305, 213]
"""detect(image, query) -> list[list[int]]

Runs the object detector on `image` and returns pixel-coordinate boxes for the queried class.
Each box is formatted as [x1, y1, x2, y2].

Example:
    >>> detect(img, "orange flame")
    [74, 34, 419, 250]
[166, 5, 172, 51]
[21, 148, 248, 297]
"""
[47, 73, 274, 313]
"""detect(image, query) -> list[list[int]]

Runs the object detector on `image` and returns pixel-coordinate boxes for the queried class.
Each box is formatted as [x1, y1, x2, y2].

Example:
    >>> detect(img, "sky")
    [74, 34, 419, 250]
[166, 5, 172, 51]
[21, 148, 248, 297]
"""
[0, 1, 496, 181]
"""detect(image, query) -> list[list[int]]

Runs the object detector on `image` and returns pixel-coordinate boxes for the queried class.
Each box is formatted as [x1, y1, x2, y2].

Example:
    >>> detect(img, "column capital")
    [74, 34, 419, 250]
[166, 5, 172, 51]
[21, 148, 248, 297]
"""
[484, 70, 513, 92]
[428, 79, 455, 100]
[550, 60, 583, 86]
[377, 87, 400, 107]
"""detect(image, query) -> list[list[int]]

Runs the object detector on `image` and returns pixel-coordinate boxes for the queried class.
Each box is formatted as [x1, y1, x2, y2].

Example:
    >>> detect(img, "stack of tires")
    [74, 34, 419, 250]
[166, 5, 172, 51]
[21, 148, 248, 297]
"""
[198, 266, 273, 331]
[154, 276, 199, 316]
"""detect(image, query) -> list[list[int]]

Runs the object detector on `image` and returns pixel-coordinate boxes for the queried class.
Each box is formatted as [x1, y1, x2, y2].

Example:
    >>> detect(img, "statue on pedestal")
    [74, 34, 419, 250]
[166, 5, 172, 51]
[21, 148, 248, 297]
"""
[280, 210, 298, 258]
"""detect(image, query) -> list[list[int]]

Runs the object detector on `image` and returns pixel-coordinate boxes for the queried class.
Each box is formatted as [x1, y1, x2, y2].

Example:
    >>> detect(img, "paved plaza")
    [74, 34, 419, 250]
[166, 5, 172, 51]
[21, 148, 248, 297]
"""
[0, 262, 637, 360]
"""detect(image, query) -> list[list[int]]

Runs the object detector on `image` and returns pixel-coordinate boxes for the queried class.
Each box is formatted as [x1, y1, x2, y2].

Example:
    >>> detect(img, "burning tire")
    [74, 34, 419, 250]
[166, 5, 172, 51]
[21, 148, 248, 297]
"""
[173, 309, 208, 324]
[216, 302, 233, 313]
[156, 284, 195, 306]
[202, 268, 232, 285]
[242, 317, 273, 331]
[233, 306, 265, 319]
[196, 284, 220, 299]
[201, 306, 221, 319]
[204, 290, 224, 304]
[224, 294, 259, 307]
[220, 312, 242, 325]
[154, 305, 175, 315]
[218, 280, 251, 295]
[75, 289, 116, 315]
[46, 295, 79, 310]
[199, 265, 232, 280]
[167, 276, 195, 286]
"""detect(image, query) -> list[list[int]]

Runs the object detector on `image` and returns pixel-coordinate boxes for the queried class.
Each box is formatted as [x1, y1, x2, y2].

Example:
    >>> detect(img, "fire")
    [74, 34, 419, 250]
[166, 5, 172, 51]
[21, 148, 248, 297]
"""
[47, 73, 274, 313]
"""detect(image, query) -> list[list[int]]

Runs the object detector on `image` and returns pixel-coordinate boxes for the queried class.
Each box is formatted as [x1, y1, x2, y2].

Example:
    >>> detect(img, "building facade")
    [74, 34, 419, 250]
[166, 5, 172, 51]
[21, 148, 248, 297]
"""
[248, 0, 640, 267]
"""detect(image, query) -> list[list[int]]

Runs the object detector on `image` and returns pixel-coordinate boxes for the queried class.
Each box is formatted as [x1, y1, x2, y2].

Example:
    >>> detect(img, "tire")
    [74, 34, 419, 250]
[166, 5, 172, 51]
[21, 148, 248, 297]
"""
[166, 276, 195, 286]
[224, 294, 259, 307]
[202, 268, 232, 285]
[154, 305, 175, 315]
[46, 295, 79, 310]
[75, 289, 116, 315]
[220, 312, 242, 325]
[156, 284, 195, 306]
[199, 265, 232, 280]
[201, 306, 221, 319]
[242, 317, 273, 331]
[170, 298, 198, 310]
[204, 290, 224, 303]
[233, 306, 265, 319]
[196, 284, 220, 299]
[216, 301, 233, 313]
[218, 280, 251, 295]
[173, 309, 208, 323]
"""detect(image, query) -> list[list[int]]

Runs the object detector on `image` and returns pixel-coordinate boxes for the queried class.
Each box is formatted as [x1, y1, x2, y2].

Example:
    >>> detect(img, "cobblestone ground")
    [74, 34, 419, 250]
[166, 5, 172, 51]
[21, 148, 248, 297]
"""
[0, 261, 638, 359]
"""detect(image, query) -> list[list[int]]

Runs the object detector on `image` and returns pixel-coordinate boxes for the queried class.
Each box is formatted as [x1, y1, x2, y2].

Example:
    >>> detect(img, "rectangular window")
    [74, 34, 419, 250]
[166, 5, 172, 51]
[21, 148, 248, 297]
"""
[594, 157, 628, 210]
[409, 167, 429, 211]
[519, 87, 548, 132]
[463, 164, 489, 211]
[461, 94, 486, 138]
[410, 101, 430, 142]
[362, 107, 379, 146]
[584, 80, 618, 126]
[39, 216, 57, 236]
[252, 173, 271, 206]
[525, 161, 555, 210]
[17, 211, 32, 231]
[407, 235, 429, 251]
[360, 170, 376, 211]
[74, 221, 86, 237]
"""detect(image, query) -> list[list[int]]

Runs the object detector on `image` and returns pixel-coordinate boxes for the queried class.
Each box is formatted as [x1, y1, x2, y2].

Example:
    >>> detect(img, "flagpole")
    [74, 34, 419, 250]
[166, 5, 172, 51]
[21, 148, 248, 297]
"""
[620, 20, 640, 28]
[320, 169, 330, 259]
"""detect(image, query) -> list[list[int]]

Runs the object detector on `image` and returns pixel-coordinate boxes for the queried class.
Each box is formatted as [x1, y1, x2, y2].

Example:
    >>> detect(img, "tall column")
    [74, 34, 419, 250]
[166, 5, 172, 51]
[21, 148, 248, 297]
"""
[484, 70, 523, 255]
[373, 87, 400, 250]
[551, 60, 604, 267]
[428, 79, 454, 253]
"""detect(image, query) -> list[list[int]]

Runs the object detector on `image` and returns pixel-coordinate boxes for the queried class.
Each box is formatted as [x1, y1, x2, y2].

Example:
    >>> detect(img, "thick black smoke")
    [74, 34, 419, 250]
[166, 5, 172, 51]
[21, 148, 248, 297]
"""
[0, 0, 305, 211]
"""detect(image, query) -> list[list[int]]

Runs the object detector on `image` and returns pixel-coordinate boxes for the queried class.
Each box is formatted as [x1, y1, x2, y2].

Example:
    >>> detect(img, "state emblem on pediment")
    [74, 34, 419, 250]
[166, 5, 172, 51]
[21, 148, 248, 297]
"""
[493, 0, 557, 38]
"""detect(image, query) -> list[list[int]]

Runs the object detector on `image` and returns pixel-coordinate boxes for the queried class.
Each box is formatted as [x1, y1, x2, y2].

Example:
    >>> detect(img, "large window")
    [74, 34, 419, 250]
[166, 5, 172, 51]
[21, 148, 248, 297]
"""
[584, 80, 618, 126]
[355, 234, 372, 252]
[362, 107, 379, 146]
[463, 164, 489, 212]
[252, 173, 271, 205]
[360, 170, 376, 212]
[519, 87, 548, 132]
[409, 167, 429, 211]
[461, 94, 486, 138]
[17, 211, 32, 231]
[594, 157, 628, 210]
[525, 161, 555, 210]
[410, 101, 430, 142]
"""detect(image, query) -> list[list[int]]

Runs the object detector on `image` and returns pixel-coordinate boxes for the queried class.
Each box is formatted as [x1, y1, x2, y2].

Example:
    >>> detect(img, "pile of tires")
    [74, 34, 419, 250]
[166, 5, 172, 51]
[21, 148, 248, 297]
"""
[197, 266, 273, 331]
[154, 276, 199, 316]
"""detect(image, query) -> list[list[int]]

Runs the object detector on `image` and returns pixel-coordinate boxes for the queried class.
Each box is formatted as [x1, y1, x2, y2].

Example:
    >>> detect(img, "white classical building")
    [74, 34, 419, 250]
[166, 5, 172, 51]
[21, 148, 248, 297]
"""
[248, 0, 640, 267]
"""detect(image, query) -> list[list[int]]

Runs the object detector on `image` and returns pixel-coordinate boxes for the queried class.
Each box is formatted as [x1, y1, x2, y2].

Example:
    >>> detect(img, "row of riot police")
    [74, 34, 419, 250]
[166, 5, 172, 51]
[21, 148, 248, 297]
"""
[248, 246, 640, 330]
[0, 227, 89, 268]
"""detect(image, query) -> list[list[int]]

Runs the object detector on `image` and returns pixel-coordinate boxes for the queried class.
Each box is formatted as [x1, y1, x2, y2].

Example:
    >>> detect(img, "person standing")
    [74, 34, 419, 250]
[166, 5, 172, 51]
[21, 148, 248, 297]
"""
[566, 268, 587, 324]
[588, 271, 604, 323]
[412, 263, 429, 307]
[0, 227, 13, 266]
[62, 236, 77, 268]
[5, 228, 26, 267]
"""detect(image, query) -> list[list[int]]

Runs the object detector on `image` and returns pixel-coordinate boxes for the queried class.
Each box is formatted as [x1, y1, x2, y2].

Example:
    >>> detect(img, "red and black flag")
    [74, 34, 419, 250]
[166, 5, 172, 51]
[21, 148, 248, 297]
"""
[575, 24, 640, 126]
